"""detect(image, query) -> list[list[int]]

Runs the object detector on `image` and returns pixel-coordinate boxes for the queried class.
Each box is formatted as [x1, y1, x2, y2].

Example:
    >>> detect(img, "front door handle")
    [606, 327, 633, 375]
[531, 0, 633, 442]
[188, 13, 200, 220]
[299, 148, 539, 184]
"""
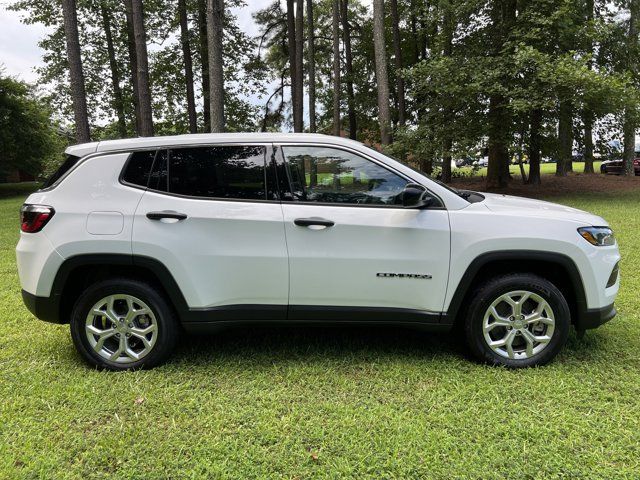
[146, 210, 188, 221]
[294, 217, 335, 227]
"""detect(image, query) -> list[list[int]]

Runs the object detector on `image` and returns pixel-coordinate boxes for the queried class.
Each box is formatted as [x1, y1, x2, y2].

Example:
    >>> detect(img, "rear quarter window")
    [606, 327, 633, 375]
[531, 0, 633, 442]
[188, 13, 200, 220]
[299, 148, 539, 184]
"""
[121, 151, 156, 188]
[41, 154, 82, 189]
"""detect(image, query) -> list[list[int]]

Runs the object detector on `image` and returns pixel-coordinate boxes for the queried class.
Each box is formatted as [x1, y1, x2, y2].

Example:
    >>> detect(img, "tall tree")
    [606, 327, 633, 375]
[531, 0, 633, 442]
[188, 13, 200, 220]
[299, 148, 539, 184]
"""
[527, 109, 543, 185]
[624, 0, 639, 176]
[99, 4, 126, 138]
[130, 0, 153, 136]
[556, 98, 573, 176]
[124, 0, 141, 135]
[341, 0, 357, 139]
[486, 0, 516, 188]
[207, 0, 225, 132]
[390, 0, 406, 126]
[294, 0, 304, 132]
[373, 0, 392, 145]
[198, 0, 211, 132]
[178, 0, 197, 133]
[582, 0, 595, 173]
[61, 0, 90, 142]
[306, 0, 317, 132]
[332, 0, 341, 136]
[440, 0, 454, 183]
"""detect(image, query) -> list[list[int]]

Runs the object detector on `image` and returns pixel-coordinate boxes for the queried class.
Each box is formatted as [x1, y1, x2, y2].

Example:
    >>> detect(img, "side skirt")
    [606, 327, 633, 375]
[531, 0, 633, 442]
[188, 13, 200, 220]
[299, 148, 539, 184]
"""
[181, 305, 451, 334]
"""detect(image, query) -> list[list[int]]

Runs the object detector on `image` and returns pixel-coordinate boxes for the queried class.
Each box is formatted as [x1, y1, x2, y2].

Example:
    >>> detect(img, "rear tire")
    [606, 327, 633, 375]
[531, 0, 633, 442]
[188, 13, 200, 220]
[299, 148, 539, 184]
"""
[70, 278, 179, 370]
[464, 274, 570, 368]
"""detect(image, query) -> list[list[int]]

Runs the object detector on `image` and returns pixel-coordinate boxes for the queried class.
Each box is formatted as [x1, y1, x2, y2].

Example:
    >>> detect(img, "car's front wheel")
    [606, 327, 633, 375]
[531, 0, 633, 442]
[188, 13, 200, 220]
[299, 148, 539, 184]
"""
[464, 274, 570, 367]
[70, 278, 179, 370]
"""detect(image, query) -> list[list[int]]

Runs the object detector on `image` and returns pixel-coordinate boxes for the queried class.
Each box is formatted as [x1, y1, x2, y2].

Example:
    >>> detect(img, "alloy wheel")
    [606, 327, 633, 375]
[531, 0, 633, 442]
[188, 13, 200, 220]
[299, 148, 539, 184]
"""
[482, 290, 555, 360]
[85, 294, 158, 363]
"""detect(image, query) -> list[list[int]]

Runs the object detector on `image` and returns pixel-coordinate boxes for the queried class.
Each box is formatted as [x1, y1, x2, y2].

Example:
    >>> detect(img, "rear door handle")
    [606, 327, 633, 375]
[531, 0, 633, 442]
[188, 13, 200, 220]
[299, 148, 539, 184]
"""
[294, 217, 335, 227]
[146, 210, 188, 221]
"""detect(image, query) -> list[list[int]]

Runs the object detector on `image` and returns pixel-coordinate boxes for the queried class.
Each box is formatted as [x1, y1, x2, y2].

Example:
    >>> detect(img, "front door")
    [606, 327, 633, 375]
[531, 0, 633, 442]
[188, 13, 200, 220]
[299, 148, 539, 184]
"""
[277, 145, 451, 318]
[132, 144, 289, 315]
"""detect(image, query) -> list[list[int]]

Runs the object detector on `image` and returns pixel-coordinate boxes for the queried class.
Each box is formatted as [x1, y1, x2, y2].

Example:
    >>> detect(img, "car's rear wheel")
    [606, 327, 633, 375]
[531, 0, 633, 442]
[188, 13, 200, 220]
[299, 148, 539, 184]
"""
[464, 274, 570, 367]
[70, 278, 179, 370]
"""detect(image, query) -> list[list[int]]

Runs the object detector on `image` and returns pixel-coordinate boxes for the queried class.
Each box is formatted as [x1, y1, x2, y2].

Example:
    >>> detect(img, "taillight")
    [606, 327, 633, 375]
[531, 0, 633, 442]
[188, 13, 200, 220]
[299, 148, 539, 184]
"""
[20, 204, 55, 233]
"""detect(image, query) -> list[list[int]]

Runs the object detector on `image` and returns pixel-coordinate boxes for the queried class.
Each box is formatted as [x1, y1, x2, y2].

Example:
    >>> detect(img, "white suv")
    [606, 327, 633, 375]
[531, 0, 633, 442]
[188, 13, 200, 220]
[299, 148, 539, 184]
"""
[16, 133, 620, 370]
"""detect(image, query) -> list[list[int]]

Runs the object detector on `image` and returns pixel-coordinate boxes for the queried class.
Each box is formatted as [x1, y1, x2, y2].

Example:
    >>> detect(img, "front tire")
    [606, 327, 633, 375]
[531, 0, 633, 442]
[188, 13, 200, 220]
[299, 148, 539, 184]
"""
[70, 278, 179, 370]
[464, 274, 570, 368]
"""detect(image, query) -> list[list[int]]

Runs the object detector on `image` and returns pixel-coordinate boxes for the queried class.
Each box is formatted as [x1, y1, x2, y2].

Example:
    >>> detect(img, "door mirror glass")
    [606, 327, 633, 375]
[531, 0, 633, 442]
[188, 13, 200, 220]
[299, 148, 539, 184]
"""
[402, 183, 433, 209]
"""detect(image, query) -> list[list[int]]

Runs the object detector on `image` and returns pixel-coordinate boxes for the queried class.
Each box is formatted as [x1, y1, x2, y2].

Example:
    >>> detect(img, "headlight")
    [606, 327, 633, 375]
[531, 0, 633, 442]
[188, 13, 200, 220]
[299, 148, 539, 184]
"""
[578, 226, 616, 246]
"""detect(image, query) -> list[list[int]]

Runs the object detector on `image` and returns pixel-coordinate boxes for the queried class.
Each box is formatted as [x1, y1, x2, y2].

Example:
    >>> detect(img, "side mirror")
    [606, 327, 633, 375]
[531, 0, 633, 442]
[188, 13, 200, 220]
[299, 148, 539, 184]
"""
[402, 183, 433, 209]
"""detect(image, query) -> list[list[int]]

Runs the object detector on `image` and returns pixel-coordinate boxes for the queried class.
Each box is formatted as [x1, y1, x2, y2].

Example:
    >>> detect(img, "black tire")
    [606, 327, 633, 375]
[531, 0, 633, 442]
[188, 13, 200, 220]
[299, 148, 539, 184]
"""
[464, 273, 570, 368]
[70, 278, 179, 370]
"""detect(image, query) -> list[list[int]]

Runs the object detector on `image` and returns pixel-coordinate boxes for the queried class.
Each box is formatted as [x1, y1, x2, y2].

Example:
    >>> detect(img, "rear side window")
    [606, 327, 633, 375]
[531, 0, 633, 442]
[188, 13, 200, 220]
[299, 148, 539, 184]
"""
[41, 154, 81, 189]
[122, 151, 156, 187]
[149, 146, 267, 200]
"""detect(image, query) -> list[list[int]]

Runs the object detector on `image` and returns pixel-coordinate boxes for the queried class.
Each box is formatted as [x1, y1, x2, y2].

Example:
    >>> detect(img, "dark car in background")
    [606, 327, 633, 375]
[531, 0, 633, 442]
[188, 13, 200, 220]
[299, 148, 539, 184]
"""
[601, 158, 640, 175]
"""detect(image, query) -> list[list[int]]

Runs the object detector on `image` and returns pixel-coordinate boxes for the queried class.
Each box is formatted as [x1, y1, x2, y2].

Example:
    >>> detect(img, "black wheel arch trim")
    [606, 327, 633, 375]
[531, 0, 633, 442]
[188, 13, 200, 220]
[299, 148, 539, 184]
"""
[442, 250, 597, 330]
[39, 254, 192, 324]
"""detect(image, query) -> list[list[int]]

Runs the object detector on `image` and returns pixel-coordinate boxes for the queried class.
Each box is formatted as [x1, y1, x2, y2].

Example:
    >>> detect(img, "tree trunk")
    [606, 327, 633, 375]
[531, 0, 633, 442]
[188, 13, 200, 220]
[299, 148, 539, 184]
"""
[582, 0, 595, 173]
[61, 0, 91, 142]
[390, 0, 405, 126]
[131, 0, 153, 136]
[198, 0, 210, 132]
[440, 1, 453, 183]
[124, 0, 141, 135]
[207, 0, 225, 132]
[341, 0, 357, 139]
[286, 0, 299, 132]
[584, 110, 595, 173]
[100, 4, 126, 138]
[178, 0, 197, 133]
[527, 108, 542, 185]
[294, 0, 304, 132]
[485, 0, 516, 189]
[624, 0, 639, 176]
[332, 0, 341, 136]
[486, 95, 510, 188]
[306, 0, 316, 133]
[556, 99, 572, 177]
[373, 0, 392, 145]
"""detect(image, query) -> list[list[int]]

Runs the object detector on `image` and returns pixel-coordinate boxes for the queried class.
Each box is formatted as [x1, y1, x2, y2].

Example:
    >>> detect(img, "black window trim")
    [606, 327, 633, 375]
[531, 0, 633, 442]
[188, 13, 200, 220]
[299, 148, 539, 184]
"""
[274, 142, 446, 210]
[118, 143, 280, 204]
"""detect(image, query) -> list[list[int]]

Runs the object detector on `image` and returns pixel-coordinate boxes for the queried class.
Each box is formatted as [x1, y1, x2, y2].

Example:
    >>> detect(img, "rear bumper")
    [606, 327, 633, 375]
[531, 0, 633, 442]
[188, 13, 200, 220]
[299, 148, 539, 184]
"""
[577, 303, 616, 331]
[22, 289, 62, 324]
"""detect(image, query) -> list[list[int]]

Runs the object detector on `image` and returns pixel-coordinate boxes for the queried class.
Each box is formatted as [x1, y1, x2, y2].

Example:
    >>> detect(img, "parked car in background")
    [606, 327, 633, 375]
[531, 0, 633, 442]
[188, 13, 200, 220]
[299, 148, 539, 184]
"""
[475, 156, 489, 167]
[601, 158, 640, 175]
[17, 133, 620, 370]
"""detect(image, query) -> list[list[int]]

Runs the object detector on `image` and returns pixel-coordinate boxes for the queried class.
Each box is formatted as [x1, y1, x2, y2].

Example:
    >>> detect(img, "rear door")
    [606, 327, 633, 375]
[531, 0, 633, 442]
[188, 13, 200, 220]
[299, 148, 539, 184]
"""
[131, 144, 289, 315]
[277, 144, 451, 317]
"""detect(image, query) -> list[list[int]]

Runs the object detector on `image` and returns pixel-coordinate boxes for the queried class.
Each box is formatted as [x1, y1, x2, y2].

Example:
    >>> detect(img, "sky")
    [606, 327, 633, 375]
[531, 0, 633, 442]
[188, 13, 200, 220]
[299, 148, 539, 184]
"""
[0, 0, 274, 84]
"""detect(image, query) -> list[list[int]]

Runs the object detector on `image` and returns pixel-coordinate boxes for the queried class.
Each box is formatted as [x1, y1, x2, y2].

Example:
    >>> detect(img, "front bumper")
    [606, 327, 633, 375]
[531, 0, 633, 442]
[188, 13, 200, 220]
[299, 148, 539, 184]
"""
[22, 289, 62, 324]
[577, 303, 616, 331]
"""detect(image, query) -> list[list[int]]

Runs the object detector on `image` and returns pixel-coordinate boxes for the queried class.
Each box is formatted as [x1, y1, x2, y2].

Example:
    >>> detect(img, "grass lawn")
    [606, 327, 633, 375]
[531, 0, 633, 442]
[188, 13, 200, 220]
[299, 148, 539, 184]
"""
[1, 182, 639, 479]
[456, 161, 603, 178]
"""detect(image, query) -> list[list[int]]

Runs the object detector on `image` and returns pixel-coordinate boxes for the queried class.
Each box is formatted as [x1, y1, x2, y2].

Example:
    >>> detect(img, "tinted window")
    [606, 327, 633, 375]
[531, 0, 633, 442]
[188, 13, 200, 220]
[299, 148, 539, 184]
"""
[42, 154, 81, 189]
[282, 146, 408, 205]
[148, 150, 168, 192]
[165, 146, 266, 200]
[122, 151, 156, 187]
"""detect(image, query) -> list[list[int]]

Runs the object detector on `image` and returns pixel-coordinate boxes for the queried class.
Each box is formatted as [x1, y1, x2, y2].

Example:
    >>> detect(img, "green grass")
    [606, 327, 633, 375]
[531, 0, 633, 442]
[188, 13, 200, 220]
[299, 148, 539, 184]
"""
[457, 161, 603, 178]
[1, 187, 639, 479]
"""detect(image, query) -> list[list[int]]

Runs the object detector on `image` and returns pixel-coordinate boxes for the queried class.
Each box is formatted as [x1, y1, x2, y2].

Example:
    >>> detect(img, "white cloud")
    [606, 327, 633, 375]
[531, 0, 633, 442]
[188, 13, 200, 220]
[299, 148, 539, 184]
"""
[0, 7, 50, 83]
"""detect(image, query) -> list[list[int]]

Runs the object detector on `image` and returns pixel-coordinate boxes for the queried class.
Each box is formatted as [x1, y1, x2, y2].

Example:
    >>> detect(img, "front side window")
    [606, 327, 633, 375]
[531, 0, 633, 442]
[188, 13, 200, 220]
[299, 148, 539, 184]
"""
[282, 146, 408, 205]
[149, 146, 267, 200]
